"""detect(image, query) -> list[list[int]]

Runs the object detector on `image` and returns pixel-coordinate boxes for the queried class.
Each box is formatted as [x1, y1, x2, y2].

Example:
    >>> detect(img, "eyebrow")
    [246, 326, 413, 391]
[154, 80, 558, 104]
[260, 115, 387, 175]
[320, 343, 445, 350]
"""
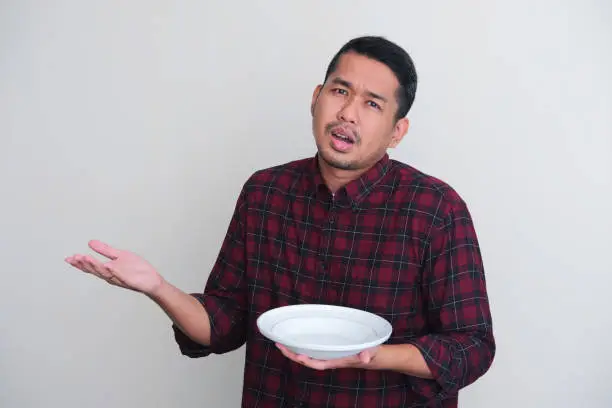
[330, 77, 388, 103]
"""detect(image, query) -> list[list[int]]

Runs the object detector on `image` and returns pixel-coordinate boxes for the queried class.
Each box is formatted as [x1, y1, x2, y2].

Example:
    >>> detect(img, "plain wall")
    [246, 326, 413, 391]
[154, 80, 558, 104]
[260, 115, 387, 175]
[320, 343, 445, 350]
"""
[1, 1, 611, 407]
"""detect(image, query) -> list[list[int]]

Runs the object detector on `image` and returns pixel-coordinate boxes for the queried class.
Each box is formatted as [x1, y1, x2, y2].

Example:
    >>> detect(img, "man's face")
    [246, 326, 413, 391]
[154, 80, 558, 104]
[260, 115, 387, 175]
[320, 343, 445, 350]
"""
[311, 52, 409, 172]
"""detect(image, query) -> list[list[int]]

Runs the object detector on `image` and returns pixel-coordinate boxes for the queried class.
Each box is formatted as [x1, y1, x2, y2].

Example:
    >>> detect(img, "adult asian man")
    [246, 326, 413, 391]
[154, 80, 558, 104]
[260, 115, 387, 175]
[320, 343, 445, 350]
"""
[66, 36, 495, 407]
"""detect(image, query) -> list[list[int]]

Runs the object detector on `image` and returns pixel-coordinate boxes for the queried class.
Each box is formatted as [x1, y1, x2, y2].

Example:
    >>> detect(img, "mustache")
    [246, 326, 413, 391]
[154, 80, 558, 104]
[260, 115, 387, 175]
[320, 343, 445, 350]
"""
[325, 122, 360, 142]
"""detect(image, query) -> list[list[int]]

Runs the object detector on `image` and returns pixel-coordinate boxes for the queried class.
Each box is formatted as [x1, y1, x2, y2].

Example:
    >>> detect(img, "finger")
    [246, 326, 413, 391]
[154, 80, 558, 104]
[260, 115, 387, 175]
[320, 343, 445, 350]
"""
[104, 264, 127, 286]
[90, 262, 126, 288]
[300, 357, 334, 371]
[106, 276, 124, 287]
[65, 255, 82, 268]
[275, 343, 291, 355]
[276, 344, 305, 362]
[276, 344, 298, 361]
[66, 255, 125, 288]
[75, 255, 112, 281]
[312, 355, 360, 370]
[80, 255, 113, 279]
[275, 344, 330, 370]
[65, 256, 80, 268]
[89, 262, 124, 287]
[67, 255, 96, 274]
[359, 351, 372, 364]
[88, 240, 121, 260]
[276, 345, 313, 367]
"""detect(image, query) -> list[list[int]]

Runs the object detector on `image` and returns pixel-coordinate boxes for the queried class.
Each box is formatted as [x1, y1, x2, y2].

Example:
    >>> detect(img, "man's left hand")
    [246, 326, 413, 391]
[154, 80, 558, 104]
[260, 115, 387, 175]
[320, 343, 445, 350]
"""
[275, 343, 379, 370]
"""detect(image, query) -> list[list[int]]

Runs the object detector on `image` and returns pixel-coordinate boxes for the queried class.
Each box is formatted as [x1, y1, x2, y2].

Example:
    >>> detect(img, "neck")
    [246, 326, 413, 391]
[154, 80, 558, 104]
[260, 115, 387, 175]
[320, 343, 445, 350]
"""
[317, 156, 371, 194]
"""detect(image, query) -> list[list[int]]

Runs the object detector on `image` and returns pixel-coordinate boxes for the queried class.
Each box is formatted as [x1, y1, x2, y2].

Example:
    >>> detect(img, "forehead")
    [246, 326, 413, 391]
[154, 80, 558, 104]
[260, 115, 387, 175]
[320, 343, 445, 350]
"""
[327, 52, 399, 99]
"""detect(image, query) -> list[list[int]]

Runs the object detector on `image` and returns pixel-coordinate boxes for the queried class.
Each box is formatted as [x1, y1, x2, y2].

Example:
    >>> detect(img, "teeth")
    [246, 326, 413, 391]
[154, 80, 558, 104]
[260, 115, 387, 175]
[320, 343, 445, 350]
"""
[333, 132, 350, 142]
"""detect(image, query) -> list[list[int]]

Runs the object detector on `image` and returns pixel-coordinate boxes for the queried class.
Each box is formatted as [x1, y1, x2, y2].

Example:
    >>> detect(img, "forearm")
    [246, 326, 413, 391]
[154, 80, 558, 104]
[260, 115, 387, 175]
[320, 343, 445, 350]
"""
[147, 280, 211, 346]
[369, 344, 433, 379]
[385, 331, 494, 398]
[362, 328, 494, 401]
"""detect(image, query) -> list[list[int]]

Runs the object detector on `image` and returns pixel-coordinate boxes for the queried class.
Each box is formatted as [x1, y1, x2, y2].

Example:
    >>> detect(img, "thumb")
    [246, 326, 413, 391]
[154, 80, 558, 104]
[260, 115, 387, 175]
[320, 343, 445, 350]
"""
[359, 351, 371, 364]
[88, 240, 121, 260]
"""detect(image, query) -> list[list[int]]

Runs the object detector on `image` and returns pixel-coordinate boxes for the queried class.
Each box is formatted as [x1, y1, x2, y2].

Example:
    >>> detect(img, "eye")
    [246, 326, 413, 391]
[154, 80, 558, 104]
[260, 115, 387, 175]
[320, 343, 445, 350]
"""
[332, 88, 348, 95]
[367, 100, 382, 110]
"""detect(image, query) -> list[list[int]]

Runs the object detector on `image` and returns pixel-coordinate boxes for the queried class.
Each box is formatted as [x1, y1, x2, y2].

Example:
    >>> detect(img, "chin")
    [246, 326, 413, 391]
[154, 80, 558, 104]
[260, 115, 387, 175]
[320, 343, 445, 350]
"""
[318, 148, 359, 171]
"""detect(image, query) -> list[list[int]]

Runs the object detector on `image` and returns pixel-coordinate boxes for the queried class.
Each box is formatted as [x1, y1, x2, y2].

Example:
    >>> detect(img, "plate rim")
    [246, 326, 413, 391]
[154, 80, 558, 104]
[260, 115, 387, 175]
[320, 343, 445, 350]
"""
[256, 304, 393, 352]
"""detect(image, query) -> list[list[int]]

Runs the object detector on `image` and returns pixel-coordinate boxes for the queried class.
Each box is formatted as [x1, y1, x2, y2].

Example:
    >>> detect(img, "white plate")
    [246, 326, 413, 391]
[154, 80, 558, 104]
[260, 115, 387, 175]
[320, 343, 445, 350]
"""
[257, 304, 393, 360]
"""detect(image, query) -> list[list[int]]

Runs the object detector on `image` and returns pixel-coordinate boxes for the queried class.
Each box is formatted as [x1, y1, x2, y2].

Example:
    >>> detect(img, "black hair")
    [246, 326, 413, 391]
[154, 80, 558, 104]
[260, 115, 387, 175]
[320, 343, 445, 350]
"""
[324, 36, 418, 120]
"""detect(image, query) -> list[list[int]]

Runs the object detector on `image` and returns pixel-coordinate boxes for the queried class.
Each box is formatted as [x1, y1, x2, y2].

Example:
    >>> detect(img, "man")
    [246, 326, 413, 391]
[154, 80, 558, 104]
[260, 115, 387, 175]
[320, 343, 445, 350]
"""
[66, 36, 495, 407]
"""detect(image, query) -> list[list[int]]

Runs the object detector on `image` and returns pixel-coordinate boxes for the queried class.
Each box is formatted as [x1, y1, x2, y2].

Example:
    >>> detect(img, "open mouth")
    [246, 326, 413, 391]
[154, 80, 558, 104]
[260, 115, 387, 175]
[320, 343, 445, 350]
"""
[330, 128, 356, 152]
[331, 131, 355, 144]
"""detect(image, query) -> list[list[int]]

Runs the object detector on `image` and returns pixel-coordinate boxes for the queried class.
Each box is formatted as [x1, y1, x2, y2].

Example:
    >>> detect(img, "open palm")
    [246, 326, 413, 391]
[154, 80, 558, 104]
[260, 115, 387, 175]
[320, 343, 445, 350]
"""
[65, 240, 163, 295]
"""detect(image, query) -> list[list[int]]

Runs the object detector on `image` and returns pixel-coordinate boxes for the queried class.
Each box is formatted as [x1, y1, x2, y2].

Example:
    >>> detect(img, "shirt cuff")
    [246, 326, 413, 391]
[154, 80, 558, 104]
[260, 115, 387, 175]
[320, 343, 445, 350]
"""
[171, 293, 213, 358]
[406, 336, 453, 400]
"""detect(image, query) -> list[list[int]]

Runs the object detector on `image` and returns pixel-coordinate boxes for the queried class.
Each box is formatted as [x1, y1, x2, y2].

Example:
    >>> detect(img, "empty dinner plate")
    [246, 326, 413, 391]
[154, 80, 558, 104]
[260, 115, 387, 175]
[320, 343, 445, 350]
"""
[256, 304, 393, 360]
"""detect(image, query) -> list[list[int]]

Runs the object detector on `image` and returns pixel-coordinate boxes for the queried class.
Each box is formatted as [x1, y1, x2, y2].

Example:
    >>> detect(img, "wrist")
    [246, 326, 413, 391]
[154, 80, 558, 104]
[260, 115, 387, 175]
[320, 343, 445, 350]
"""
[365, 344, 419, 371]
[368, 343, 434, 379]
[366, 344, 394, 371]
[145, 275, 169, 300]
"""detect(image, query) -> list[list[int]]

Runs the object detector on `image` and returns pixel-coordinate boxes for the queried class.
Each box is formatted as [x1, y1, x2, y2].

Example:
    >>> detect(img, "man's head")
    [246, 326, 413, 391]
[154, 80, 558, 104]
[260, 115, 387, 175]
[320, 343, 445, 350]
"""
[311, 36, 417, 172]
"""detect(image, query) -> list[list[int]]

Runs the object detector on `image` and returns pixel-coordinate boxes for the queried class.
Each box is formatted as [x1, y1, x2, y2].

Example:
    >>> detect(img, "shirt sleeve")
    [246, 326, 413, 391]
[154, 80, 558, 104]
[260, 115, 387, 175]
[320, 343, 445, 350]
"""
[173, 186, 249, 357]
[408, 194, 496, 400]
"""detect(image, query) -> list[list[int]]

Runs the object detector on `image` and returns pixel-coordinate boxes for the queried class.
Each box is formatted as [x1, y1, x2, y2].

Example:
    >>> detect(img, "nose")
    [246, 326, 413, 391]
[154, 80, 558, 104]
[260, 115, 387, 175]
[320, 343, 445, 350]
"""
[337, 99, 358, 124]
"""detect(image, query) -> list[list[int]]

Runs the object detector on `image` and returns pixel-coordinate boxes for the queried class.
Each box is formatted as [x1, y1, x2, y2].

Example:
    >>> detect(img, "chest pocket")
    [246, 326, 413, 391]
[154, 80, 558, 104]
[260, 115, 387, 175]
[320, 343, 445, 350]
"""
[340, 256, 420, 316]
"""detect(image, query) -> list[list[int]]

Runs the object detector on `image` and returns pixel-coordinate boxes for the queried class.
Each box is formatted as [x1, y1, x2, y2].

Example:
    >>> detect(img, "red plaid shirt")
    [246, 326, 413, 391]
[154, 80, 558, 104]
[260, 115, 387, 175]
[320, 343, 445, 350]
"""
[173, 153, 495, 407]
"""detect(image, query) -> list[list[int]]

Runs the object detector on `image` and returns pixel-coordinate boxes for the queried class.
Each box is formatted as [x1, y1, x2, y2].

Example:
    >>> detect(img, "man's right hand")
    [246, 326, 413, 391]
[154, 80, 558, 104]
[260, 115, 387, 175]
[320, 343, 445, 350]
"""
[66, 239, 212, 347]
[65, 240, 165, 296]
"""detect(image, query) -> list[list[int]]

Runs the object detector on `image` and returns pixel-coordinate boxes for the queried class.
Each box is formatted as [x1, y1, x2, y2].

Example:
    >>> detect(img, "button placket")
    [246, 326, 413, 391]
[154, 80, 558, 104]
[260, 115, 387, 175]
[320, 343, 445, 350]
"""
[316, 197, 337, 303]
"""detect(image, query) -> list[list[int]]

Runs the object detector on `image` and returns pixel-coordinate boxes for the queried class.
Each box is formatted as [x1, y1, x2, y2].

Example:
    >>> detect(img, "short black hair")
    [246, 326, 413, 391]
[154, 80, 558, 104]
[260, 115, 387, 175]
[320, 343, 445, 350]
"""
[324, 36, 418, 120]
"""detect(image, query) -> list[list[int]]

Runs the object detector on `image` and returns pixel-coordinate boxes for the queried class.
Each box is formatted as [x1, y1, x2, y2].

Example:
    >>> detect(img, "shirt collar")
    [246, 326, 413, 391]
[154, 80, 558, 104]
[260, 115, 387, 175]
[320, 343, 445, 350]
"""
[307, 153, 392, 206]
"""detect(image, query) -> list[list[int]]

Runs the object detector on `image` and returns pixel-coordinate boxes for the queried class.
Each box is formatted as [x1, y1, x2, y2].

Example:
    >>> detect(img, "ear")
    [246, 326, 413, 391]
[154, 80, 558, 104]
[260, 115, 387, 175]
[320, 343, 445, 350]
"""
[311, 85, 323, 116]
[388, 117, 410, 148]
